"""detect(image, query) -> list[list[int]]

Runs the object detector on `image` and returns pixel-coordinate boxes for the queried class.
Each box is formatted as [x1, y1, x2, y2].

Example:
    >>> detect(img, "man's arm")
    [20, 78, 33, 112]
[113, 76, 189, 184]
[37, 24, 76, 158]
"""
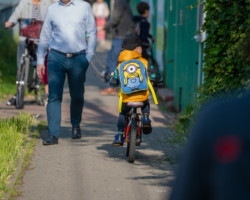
[104, 1, 124, 29]
[36, 9, 52, 78]
[86, 4, 97, 62]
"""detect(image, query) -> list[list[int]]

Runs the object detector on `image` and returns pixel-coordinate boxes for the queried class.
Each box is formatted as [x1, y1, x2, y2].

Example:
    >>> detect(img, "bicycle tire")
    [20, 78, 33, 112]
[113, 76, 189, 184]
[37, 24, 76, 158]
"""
[16, 56, 29, 109]
[126, 142, 129, 157]
[127, 119, 137, 163]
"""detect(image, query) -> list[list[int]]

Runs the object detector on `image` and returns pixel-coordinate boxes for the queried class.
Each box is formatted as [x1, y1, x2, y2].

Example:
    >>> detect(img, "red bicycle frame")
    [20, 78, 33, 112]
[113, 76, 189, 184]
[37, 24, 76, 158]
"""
[124, 112, 142, 143]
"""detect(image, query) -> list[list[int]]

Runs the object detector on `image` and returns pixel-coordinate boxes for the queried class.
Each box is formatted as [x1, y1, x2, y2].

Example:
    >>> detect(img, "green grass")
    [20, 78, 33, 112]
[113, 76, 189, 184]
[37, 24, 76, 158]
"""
[0, 30, 18, 99]
[0, 113, 35, 199]
[9, 137, 35, 200]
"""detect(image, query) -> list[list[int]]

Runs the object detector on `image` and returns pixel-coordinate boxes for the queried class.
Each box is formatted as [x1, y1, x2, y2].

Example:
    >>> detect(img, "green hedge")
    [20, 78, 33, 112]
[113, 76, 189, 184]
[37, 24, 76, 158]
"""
[175, 0, 250, 138]
[201, 0, 250, 97]
[0, 30, 17, 98]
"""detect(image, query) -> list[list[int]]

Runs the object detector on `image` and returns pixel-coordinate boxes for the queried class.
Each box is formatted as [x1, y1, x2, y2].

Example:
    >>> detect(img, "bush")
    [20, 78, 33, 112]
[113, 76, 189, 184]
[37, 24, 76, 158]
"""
[0, 30, 17, 98]
[175, 0, 250, 138]
[201, 0, 250, 97]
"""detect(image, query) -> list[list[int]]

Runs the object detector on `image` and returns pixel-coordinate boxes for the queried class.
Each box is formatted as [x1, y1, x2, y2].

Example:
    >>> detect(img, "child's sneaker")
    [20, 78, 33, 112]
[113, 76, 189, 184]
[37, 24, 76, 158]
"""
[142, 115, 152, 134]
[113, 131, 124, 145]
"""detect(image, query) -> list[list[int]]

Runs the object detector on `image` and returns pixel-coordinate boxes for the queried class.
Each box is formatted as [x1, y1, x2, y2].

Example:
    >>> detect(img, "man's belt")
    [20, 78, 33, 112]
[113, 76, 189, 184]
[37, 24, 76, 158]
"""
[51, 49, 86, 58]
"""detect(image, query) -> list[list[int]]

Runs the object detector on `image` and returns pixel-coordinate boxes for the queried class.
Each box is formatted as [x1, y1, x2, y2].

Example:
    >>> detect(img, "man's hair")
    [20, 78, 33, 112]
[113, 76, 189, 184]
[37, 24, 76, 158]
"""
[137, 2, 149, 15]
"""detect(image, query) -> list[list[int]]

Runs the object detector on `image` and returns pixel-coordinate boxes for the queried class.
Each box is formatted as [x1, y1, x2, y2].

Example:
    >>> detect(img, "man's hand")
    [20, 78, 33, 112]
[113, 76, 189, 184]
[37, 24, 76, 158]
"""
[5, 21, 13, 28]
[37, 64, 45, 79]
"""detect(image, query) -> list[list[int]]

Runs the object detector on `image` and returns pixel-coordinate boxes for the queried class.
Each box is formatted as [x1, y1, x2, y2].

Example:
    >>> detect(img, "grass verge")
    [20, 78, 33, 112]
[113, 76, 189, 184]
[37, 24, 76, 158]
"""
[8, 137, 35, 200]
[8, 120, 47, 200]
[0, 113, 35, 199]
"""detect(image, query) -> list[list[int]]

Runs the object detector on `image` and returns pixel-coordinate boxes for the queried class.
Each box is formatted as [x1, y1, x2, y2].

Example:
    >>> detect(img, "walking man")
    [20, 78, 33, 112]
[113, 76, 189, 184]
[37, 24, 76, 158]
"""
[37, 0, 97, 145]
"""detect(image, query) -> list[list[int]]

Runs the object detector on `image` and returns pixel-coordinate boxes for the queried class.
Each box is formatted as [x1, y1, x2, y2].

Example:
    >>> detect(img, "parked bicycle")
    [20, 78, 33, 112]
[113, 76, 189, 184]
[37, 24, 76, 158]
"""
[122, 102, 145, 163]
[15, 18, 44, 109]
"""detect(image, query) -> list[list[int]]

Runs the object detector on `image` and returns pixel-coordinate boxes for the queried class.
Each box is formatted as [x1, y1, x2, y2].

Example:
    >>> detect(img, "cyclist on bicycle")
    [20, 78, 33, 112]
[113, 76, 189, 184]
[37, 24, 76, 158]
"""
[110, 36, 160, 145]
[5, 0, 53, 106]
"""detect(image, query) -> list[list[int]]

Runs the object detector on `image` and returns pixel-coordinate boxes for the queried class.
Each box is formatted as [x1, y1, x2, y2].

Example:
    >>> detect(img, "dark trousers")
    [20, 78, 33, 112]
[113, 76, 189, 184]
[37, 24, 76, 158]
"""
[117, 100, 150, 132]
[142, 46, 149, 60]
[47, 50, 89, 138]
[106, 38, 123, 75]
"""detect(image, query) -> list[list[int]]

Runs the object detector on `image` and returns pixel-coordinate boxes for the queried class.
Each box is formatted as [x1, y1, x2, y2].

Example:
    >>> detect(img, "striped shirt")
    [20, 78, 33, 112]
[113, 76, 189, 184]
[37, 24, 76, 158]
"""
[32, 4, 42, 20]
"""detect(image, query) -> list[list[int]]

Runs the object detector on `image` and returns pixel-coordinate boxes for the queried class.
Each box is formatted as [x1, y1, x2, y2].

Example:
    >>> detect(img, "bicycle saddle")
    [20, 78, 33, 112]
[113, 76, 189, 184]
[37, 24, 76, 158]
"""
[127, 102, 144, 108]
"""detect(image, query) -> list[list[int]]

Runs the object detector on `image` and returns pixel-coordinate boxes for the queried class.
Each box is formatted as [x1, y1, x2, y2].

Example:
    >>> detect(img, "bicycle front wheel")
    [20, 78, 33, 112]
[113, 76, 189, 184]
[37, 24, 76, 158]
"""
[16, 56, 29, 109]
[127, 119, 137, 163]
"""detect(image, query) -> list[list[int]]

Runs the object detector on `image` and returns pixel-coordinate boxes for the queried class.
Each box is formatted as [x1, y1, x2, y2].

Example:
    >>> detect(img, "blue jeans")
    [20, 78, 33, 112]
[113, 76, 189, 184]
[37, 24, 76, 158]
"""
[106, 38, 123, 75]
[47, 50, 89, 138]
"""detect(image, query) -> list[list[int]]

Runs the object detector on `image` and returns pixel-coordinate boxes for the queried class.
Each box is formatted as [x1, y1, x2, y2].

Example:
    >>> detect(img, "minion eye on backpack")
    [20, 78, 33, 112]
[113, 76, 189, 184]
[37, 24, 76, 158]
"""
[119, 59, 148, 94]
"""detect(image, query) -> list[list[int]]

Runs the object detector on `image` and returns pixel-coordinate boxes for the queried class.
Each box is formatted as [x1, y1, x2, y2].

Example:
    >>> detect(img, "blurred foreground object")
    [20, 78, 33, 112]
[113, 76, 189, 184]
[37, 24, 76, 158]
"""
[169, 91, 250, 200]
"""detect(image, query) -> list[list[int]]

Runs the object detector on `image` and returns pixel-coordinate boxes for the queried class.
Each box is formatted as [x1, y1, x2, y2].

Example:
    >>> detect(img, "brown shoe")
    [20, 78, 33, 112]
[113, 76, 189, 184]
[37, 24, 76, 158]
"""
[100, 87, 117, 95]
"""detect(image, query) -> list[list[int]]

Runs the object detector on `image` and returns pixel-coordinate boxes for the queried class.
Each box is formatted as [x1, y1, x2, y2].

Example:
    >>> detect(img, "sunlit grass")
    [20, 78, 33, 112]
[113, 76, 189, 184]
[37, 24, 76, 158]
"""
[0, 113, 35, 199]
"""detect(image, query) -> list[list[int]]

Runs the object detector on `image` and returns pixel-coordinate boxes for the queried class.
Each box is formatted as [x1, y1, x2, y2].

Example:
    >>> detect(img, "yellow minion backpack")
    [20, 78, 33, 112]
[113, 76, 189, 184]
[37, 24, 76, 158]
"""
[118, 59, 158, 111]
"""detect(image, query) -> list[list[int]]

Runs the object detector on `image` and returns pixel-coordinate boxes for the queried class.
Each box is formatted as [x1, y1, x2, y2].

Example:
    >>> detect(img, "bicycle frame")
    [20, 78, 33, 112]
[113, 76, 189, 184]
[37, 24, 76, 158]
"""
[15, 20, 44, 108]
[19, 38, 38, 86]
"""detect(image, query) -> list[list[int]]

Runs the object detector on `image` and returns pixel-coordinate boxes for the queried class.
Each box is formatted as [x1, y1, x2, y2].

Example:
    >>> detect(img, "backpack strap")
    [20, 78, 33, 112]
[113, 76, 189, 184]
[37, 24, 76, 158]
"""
[118, 88, 123, 113]
[147, 78, 158, 105]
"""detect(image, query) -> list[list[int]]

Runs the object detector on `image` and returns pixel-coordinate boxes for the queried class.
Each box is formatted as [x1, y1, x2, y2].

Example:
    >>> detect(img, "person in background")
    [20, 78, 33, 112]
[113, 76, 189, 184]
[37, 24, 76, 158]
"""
[98, 0, 134, 95]
[133, 1, 154, 60]
[92, 0, 109, 46]
[83, 0, 94, 5]
[5, 0, 53, 106]
[41, 50, 49, 106]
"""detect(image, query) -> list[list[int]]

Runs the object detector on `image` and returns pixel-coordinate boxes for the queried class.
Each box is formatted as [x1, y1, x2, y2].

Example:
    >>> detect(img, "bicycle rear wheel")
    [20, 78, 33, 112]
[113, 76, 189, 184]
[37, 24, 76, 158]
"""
[16, 56, 29, 109]
[127, 119, 137, 163]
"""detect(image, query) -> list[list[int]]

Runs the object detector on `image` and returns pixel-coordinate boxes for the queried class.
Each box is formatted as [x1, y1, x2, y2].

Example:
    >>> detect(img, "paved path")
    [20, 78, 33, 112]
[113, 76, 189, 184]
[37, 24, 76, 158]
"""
[2, 45, 177, 200]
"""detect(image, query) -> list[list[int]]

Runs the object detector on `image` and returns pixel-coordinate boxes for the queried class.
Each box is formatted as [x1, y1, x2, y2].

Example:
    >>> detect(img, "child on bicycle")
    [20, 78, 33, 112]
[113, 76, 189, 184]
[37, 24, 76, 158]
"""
[110, 36, 159, 145]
